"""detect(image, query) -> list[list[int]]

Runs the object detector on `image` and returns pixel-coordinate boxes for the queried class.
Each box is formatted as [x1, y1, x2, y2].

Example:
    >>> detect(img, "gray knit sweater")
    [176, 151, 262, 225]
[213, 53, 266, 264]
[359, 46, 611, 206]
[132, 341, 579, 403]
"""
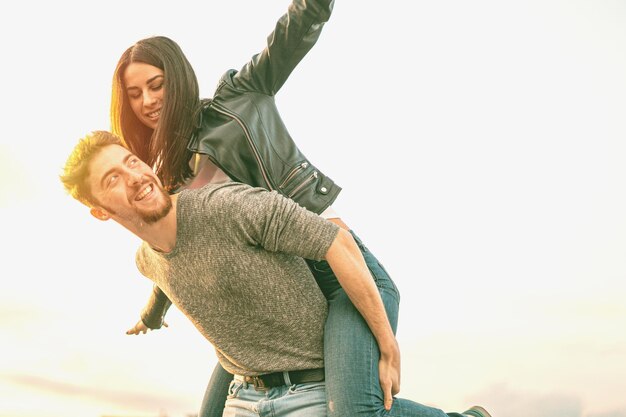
[135, 183, 339, 376]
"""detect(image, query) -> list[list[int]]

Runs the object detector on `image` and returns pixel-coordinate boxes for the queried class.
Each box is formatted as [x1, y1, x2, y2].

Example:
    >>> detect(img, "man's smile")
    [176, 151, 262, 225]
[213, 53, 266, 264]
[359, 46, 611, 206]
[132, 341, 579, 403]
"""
[135, 183, 154, 201]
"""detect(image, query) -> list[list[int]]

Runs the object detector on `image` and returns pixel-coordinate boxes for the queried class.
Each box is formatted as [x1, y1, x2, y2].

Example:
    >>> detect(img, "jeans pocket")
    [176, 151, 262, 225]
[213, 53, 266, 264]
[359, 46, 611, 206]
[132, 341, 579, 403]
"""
[289, 381, 326, 394]
[227, 380, 244, 399]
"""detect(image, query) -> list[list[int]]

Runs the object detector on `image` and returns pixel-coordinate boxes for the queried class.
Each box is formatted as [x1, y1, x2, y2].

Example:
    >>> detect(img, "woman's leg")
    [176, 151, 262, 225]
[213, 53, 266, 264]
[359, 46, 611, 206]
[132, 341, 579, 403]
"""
[308, 231, 459, 417]
[198, 362, 233, 417]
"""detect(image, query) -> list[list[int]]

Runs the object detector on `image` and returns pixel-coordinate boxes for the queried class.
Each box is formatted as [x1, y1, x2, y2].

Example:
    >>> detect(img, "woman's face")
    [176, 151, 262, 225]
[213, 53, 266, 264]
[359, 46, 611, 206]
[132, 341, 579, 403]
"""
[123, 62, 165, 130]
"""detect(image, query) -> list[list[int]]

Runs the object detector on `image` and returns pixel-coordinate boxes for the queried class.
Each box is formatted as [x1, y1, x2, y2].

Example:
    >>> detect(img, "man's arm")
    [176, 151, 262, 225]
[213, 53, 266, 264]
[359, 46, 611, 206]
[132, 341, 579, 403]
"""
[325, 228, 401, 411]
[214, 183, 400, 409]
[126, 284, 172, 335]
[126, 318, 168, 335]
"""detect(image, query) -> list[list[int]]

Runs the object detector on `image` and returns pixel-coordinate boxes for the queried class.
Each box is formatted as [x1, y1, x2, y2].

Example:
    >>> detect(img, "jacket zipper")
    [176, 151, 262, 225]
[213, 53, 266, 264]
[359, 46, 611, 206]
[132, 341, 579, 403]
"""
[211, 103, 274, 190]
[288, 171, 318, 198]
[279, 162, 309, 188]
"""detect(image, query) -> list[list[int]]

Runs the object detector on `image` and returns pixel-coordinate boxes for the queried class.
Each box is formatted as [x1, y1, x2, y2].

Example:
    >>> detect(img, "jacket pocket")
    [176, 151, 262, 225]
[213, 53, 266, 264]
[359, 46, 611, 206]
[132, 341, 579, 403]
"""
[279, 161, 310, 188]
[288, 171, 318, 198]
[279, 162, 318, 198]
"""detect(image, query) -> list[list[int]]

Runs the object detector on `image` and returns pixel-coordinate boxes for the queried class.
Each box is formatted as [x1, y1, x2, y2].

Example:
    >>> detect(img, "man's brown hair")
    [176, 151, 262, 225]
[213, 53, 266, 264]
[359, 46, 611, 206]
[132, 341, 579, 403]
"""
[60, 131, 123, 207]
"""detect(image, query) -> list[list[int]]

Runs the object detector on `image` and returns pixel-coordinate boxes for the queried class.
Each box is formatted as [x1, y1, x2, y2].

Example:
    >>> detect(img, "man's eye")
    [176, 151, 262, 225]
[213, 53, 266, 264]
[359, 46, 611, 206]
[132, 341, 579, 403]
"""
[108, 175, 118, 185]
[129, 158, 138, 166]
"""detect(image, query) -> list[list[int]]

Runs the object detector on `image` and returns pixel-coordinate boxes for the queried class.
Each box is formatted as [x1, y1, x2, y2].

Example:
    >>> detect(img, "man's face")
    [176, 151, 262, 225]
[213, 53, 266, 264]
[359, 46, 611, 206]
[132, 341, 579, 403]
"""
[88, 145, 172, 225]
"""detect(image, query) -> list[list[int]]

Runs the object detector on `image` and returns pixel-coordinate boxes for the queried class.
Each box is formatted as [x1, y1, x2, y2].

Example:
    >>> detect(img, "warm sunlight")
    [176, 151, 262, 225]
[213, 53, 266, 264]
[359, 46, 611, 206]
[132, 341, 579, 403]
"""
[2, 1, 625, 417]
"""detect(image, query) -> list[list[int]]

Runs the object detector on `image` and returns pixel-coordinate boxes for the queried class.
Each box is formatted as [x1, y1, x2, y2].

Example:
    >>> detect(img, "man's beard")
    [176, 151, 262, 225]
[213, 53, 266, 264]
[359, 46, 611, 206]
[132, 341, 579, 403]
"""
[136, 191, 173, 224]
[100, 184, 173, 225]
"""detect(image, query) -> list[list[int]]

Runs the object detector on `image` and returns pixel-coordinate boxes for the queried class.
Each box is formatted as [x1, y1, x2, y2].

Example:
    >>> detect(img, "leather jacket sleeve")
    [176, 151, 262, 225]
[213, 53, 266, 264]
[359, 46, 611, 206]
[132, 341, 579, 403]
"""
[140, 284, 173, 329]
[232, 0, 335, 95]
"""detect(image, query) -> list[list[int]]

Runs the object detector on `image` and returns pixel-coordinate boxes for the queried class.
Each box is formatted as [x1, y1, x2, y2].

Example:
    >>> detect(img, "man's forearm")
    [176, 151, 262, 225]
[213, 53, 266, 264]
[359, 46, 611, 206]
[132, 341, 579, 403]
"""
[140, 285, 173, 329]
[324, 229, 398, 354]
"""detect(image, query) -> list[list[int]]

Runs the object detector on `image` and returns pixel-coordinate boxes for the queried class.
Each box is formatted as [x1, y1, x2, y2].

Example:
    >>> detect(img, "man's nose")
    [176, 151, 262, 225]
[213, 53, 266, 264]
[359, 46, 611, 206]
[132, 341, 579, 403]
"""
[127, 170, 143, 185]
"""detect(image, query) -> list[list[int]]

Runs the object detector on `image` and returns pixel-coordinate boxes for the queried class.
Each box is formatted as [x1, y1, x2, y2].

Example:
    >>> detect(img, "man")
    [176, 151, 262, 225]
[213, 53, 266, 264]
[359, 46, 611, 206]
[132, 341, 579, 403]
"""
[60, 131, 492, 417]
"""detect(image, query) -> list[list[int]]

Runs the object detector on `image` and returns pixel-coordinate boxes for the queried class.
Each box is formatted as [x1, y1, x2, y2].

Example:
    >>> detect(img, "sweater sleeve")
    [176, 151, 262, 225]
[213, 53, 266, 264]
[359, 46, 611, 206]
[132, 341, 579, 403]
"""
[205, 183, 340, 261]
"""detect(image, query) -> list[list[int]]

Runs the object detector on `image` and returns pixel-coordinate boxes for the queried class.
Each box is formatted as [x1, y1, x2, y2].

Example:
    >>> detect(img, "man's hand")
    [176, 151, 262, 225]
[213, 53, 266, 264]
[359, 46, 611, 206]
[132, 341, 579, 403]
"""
[378, 341, 401, 410]
[325, 228, 402, 409]
[126, 319, 168, 335]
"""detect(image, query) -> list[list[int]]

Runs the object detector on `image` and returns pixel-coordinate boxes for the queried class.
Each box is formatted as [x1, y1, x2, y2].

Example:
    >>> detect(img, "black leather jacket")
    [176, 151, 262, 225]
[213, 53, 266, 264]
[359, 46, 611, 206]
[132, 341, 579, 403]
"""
[141, 0, 338, 328]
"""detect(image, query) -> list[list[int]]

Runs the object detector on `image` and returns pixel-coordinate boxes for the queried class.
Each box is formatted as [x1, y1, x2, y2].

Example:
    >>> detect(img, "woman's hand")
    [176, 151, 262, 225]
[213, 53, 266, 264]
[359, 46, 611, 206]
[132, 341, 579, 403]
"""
[126, 319, 168, 335]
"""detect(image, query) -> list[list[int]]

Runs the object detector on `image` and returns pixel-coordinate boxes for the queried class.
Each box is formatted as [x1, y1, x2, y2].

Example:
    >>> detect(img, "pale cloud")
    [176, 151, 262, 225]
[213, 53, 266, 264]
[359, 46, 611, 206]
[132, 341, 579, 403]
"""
[588, 411, 626, 417]
[468, 383, 626, 417]
[2, 373, 190, 414]
[0, 145, 32, 206]
[469, 383, 583, 417]
[0, 305, 41, 327]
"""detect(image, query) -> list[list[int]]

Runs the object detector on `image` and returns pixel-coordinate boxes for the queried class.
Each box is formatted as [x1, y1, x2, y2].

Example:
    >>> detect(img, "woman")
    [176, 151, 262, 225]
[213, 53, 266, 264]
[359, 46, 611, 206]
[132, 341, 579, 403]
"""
[111, 1, 490, 417]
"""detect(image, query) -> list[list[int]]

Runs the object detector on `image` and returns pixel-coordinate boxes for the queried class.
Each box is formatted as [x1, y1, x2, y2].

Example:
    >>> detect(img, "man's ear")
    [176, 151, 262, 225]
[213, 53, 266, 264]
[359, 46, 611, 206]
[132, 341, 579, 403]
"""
[90, 207, 111, 221]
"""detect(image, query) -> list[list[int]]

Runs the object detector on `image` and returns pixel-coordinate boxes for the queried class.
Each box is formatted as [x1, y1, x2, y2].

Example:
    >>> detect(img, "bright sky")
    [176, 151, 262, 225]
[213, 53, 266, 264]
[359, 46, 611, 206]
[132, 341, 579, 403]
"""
[1, 1, 626, 417]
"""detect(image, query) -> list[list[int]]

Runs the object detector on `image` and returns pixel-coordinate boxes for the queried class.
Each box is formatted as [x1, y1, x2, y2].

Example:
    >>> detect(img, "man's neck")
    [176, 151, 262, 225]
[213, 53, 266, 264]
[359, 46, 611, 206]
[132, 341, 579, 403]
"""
[135, 194, 179, 254]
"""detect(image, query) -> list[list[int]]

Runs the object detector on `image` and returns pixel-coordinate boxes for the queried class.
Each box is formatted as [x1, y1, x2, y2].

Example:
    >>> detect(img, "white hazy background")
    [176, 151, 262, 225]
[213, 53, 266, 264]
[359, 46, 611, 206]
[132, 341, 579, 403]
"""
[1, 1, 625, 416]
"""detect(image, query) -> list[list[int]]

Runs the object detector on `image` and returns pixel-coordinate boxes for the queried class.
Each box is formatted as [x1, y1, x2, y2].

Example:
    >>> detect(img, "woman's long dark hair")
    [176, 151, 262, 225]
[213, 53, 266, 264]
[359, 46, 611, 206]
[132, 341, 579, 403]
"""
[111, 36, 200, 191]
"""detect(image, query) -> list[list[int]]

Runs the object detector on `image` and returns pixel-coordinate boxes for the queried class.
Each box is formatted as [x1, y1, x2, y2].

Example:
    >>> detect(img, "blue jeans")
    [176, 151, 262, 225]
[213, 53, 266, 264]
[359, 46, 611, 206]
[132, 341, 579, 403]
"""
[222, 378, 326, 417]
[199, 231, 463, 417]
